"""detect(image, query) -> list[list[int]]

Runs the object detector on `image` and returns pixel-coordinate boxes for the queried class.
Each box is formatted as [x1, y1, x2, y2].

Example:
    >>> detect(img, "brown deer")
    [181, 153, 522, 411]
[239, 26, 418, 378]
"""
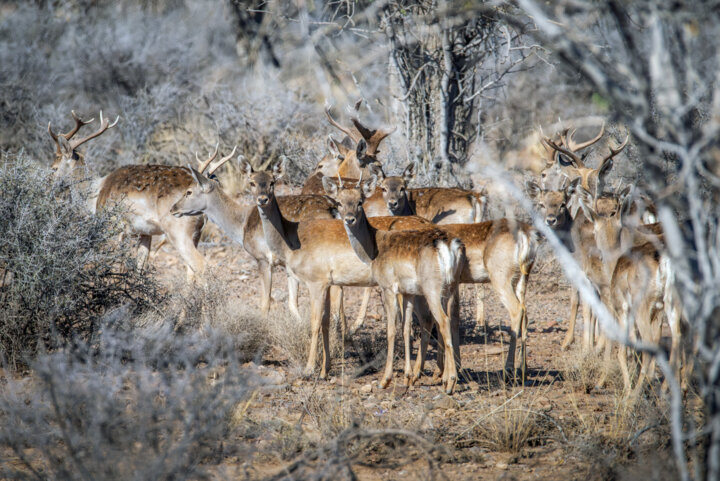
[352, 161, 489, 332]
[325, 175, 539, 385]
[48, 110, 229, 280]
[609, 242, 685, 397]
[245, 161, 465, 391]
[538, 124, 606, 191]
[170, 158, 346, 321]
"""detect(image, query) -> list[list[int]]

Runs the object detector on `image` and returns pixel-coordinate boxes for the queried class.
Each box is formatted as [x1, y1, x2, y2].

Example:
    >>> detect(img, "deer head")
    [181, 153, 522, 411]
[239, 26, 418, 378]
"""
[526, 177, 580, 229]
[241, 157, 286, 207]
[322, 172, 377, 227]
[170, 146, 238, 217]
[48, 110, 119, 178]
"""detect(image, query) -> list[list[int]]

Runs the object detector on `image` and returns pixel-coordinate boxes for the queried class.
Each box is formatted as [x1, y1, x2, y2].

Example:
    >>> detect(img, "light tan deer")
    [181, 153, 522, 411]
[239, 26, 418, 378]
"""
[325, 175, 539, 385]
[538, 124, 606, 191]
[49, 110, 225, 280]
[244, 160, 465, 391]
[169, 157, 344, 321]
[348, 161, 489, 333]
[609, 242, 685, 397]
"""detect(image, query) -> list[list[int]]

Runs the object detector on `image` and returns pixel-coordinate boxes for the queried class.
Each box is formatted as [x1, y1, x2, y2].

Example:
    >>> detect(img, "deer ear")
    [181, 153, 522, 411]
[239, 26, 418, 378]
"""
[327, 136, 340, 158]
[239, 158, 253, 176]
[565, 177, 581, 199]
[356, 138, 367, 158]
[187, 165, 213, 193]
[361, 174, 378, 199]
[618, 185, 634, 217]
[273, 157, 287, 179]
[321, 176, 339, 197]
[403, 161, 417, 184]
[576, 186, 597, 222]
[525, 180, 541, 200]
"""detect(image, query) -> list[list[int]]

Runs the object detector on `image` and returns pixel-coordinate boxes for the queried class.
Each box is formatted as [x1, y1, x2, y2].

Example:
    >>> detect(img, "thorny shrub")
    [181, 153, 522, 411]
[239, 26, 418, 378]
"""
[0, 154, 162, 367]
[0, 319, 256, 481]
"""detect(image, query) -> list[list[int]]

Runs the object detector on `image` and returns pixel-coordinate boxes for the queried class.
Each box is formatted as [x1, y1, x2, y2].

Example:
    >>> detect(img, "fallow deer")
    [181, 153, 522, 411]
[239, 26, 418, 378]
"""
[177, 160, 442, 388]
[48, 110, 229, 280]
[609, 242, 685, 397]
[170, 157, 345, 320]
[301, 103, 395, 195]
[325, 175, 539, 385]
[350, 161, 489, 333]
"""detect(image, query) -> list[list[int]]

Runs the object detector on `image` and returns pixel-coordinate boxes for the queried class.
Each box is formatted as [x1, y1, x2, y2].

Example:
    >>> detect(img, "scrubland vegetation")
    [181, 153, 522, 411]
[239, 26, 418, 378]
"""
[1, 1, 719, 480]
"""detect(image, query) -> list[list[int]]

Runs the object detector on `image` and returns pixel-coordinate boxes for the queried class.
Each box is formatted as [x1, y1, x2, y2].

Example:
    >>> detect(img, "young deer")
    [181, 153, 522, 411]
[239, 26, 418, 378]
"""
[241, 160, 457, 389]
[169, 159, 345, 320]
[326, 175, 539, 385]
[610, 242, 685, 397]
[49, 110, 223, 280]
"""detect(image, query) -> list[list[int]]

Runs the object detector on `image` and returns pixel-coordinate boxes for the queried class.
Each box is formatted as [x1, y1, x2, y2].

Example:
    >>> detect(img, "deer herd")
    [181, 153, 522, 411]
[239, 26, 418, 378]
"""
[46, 106, 689, 398]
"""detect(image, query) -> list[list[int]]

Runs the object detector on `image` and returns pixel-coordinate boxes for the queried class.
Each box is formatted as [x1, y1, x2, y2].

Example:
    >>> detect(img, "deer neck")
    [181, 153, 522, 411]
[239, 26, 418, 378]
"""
[394, 190, 415, 216]
[203, 188, 252, 248]
[343, 208, 378, 265]
[257, 194, 301, 259]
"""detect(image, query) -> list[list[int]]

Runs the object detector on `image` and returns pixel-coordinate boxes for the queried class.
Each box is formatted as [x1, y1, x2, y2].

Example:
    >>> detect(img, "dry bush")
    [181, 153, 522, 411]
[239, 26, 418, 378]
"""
[0, 319, 255, 481]
[0, 154, 162, 368]
[135, 272, 270, 363]
[459, 394, 562, 454]
[265, 303, 346, 375]
[562, 346, 618, 394]
[261, 426, 445, 481]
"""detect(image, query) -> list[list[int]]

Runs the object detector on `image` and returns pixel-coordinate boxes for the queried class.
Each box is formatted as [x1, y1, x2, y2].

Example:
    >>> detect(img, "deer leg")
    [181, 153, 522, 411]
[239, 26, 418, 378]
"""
[402, 295, 416, 385]
[349, 287, 372, 336]
[411, 297, 432, 384]
[494, 280, 525, 385]
[136, 235, 152, 272]
[257, 260, 272, 317]
[304, 283, 329, 378]
[380, 289, 400, 389]
[425, 295, 457, 394]
[287, 274, 302, 322]
[448, 286, 462, 376]
[329, 285, 346, 340]
[582, 302, 595, 350]
[561, 289, 579, 350]
[475, 284, 486, 331]
[320, 288, 332, 379]
[165, 225, 205, 283]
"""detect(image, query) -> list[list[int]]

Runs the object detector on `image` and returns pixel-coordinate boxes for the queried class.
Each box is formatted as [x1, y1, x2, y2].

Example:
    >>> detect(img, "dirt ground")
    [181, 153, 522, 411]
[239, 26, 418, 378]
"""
[148, 222, 677, 481]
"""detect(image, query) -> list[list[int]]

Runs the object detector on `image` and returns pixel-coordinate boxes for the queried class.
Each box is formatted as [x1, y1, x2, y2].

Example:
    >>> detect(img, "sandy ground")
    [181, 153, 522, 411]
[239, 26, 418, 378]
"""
[147, 223, 675, 481]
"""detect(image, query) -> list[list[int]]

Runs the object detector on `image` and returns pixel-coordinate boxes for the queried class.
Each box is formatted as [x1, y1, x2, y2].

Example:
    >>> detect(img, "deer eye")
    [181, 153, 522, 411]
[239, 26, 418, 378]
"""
[186, 190, 192, 197]
[381, 187, 387, 192]
[541, 172, 547, 178]
[249, 181, 256, 187]
[537, 203, 545, 209]
[400, 186, 406, 192]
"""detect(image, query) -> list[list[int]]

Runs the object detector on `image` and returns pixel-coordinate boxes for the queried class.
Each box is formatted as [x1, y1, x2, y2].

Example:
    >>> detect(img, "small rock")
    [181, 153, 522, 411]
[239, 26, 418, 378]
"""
[496, 462, 508, 470]
[433, 395, 459, 410]
[546, 320, 559, 329]
[360, 383, 373, 393]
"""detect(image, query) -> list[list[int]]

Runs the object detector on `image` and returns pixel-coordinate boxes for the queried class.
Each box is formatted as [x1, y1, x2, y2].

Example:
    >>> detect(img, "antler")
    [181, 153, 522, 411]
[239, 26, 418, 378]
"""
[195, 142, 220, 174]
[207, 146, 238, 176]
[566, 122, 605, 152]
[69, 111, 119, 150]
[599, 132, 630, 166]
[542, 137, 583, 167]
[350, 117, 396, 155]
[325, 105, 361, 143]
[48, 110, 96, 157]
